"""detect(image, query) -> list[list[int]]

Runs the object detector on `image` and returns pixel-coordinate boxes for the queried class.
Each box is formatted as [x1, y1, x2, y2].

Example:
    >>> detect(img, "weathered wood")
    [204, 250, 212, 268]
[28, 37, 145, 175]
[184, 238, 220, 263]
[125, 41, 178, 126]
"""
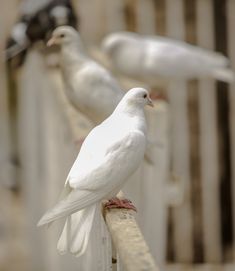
[184, 0, 204, 262]
[213, 0, 233, 261]
[0, 0, 19, 189]
[226, 0, 235, 260]
[165, 0, 193, 262]
[104, 0, 126, 34]
[153, 0, 166, 36]
[123, 0, 137, 32]
[73, 0, 106, 44]
[105, 208, 159, 271]
[135, 0, 156, 34]
[196, 0, 222, 262]
[141, 102, 170, 265]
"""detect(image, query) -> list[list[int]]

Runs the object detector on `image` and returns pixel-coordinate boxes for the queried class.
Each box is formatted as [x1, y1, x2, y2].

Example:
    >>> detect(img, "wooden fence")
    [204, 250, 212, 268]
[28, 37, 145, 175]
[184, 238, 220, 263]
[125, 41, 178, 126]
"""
[1, 0, 235, 270]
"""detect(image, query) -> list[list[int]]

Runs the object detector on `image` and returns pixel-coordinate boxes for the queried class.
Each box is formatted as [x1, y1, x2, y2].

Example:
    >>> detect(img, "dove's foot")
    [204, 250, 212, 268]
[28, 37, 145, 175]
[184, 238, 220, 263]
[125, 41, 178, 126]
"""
[104, 197, 137, 212]
[74, 138, 85, 147]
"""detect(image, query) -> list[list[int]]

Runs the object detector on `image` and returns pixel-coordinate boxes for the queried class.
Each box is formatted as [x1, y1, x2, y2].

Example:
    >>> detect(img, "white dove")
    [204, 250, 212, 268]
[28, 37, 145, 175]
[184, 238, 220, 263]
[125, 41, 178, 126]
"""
[102, 31, 234, 86]
[37, 87, 153, 257]
[47, 26, 124, 124]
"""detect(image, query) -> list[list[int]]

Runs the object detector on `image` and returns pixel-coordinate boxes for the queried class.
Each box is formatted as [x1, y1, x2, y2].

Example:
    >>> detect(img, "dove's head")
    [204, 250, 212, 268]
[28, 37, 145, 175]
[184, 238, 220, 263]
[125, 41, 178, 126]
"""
[122, 88, 154, 109]
[47, 26, 81, 47]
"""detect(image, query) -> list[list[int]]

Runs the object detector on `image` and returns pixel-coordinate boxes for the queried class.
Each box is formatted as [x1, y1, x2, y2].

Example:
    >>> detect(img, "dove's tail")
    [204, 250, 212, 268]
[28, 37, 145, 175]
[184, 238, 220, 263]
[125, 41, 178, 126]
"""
[211, 68, 235, 83]
[57, 203, 99, 257]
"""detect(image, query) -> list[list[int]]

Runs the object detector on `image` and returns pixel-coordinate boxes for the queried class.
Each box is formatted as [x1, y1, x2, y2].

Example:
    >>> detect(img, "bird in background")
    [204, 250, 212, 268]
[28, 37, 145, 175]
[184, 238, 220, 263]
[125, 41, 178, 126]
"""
[102, 31, 235, 88]
[37, 88, 153, 257]
[47, 26, 158, 164]
[4, 0, 78, 68]
[47, 25, 124, 124]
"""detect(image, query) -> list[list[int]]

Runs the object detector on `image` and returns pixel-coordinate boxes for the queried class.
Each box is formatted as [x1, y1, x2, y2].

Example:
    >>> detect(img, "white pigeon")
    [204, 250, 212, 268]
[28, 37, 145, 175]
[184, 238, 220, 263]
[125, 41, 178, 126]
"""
[37, 87, 153, 257]
[102, 31, 235, 86]
[47, 26, 124, 124]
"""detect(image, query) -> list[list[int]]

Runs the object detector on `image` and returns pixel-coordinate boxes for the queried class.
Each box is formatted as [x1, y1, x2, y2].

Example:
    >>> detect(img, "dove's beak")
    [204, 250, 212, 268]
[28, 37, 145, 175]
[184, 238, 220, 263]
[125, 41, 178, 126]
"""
[47, 37, 56, 47]
[147, 97, 154, 107]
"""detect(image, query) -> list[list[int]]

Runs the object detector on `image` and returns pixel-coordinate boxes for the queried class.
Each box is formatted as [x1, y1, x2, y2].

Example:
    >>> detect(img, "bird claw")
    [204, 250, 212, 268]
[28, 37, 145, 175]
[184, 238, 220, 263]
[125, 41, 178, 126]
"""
[104, 197, 137, 212]
[74, 138, 85, 147]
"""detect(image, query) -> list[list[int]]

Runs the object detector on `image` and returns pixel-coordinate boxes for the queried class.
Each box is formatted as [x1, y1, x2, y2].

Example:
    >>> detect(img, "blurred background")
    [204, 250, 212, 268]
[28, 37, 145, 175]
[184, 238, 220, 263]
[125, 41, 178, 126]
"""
[1, 0, 235, 270]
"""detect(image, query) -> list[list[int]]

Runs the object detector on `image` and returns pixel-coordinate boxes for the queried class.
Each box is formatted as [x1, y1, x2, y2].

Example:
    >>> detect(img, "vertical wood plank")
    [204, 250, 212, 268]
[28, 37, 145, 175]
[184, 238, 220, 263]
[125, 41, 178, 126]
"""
[18, 53, 47, 271]
[184, 0, 204, 263]
[196, 0, 222, 262]
[153, 0, 166, 36]
[141, 103, 170, 266]
[165, 0, 193, 262]
[135, 0, 156, 34]
[226, 0, 235, 261]
[104, 0, 126, 34]
[123, 0, 137, 32]
[0, 64, 14, 188]
[213, 0, 233, 261]
[74, 0, 106, 44]
[0, 0, 20, 190]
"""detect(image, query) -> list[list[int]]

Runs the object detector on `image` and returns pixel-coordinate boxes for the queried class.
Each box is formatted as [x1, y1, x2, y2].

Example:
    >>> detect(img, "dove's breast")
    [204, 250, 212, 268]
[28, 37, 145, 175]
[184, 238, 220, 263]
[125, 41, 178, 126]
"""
[63, 61, 123, 124]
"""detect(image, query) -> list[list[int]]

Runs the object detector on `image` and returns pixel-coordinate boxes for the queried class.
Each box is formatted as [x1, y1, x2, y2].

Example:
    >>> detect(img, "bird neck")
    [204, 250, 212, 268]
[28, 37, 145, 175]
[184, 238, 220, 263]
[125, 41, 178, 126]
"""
[60, 41, 88, 70]
[113, 102, 147, 133]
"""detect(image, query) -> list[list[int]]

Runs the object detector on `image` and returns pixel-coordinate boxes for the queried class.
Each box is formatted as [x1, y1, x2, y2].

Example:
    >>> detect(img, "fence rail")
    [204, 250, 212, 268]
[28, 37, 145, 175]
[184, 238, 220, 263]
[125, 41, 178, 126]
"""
[103, 192, 159, 271]
[105, 208, 159, 271]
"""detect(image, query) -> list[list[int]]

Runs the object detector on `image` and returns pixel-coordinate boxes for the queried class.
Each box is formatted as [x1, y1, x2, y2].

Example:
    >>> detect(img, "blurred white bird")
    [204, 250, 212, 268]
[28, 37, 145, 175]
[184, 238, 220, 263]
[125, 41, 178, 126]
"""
[47, 26, 124, 124]
[102, 31, 235, 86]
[37, 88, 153, 256]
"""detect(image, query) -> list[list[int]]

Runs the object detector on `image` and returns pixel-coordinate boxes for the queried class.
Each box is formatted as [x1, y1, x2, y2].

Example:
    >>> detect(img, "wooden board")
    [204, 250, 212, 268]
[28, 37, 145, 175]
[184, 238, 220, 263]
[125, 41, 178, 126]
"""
[196, 0, 222, 262]
[166, 0, 193, 262]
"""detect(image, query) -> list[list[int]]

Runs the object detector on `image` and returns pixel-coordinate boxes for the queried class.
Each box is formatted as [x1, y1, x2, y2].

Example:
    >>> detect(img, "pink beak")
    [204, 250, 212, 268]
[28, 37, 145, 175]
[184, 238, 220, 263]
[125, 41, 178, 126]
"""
[147, 97, 154, 107]
[47, 37, 56, 47]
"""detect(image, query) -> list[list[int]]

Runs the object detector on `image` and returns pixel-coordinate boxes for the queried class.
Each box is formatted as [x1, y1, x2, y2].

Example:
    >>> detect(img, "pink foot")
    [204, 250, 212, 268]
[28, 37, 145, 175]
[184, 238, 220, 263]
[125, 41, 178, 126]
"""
[74, 138, 85, 147]
[104, 197, 137, 212]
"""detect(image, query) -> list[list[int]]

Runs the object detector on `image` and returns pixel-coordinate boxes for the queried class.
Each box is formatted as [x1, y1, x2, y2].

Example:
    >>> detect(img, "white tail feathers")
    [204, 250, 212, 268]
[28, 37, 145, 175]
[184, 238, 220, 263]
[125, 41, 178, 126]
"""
[205, 51, 229, 67]
[212, 68, 235, 83]
[57, 204, 99, 257]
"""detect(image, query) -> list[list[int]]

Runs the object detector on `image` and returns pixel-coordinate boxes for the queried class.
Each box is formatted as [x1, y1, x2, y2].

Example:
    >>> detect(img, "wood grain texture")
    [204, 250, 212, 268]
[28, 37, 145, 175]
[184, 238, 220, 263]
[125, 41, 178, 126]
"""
[196, 0, 222, 262]
[105, 208, 159, 271]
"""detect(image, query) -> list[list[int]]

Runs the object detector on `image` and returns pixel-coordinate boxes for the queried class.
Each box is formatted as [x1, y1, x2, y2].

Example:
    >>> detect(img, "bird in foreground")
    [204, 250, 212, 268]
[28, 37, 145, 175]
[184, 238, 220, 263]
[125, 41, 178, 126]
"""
[47, 26, 124, 124]
[102, 31, 235, 87]
[38, 88, 153, 257]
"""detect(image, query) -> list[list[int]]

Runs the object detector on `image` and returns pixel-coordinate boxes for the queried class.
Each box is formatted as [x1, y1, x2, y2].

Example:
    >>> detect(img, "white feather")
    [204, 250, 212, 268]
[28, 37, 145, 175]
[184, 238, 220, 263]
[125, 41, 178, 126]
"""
[102, 31, 235, 85]
[51, 26, 124, 124]
[57, 204, 99, 257]
[38, 88, 150, 257]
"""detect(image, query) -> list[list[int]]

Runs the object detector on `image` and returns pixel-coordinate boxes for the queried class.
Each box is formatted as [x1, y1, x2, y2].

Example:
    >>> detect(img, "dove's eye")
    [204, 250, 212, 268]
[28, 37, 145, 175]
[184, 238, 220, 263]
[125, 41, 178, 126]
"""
[60, 34, 65, 38]
[143, 94, 147, 98]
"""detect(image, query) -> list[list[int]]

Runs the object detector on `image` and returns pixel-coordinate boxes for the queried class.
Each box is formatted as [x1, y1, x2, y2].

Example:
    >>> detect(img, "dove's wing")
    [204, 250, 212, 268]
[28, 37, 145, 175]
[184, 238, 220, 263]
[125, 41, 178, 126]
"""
[144, 37, 229, 78]
[67, 120, 146, 191]
[38, 124, 146, 226]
